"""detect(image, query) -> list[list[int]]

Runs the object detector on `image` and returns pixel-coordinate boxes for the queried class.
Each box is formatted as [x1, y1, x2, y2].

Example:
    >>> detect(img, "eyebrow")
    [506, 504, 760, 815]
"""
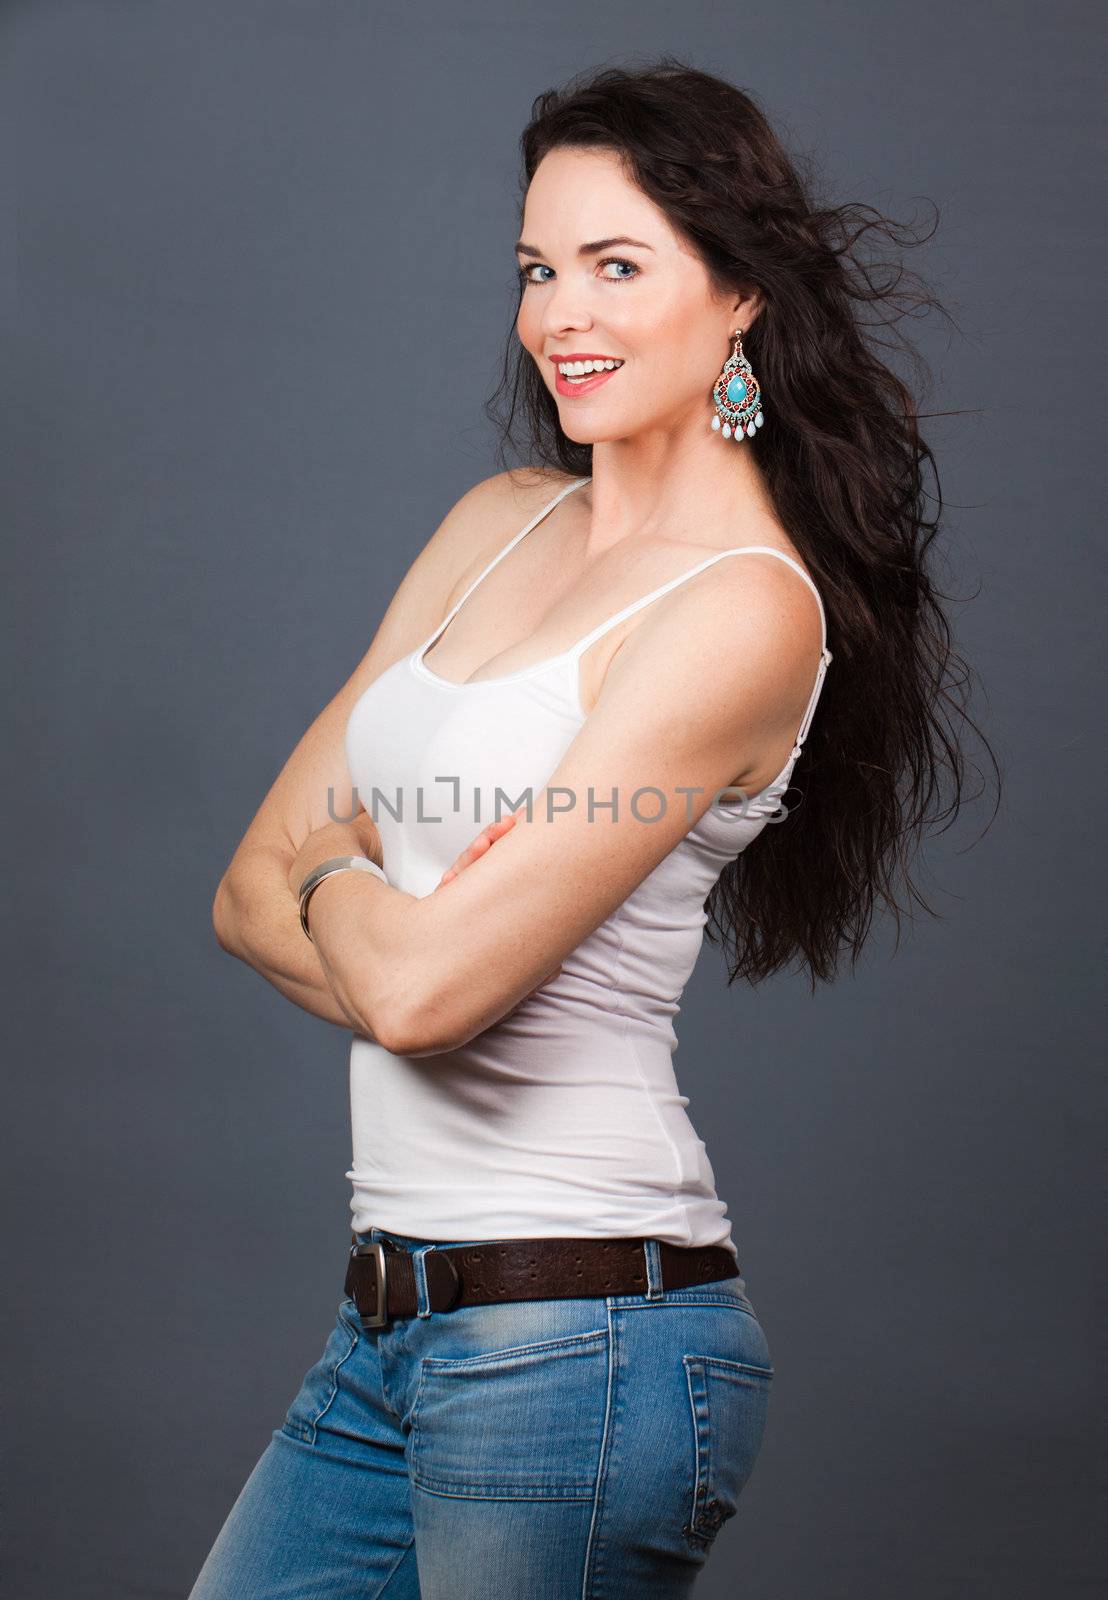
[513, 235, 655, 258]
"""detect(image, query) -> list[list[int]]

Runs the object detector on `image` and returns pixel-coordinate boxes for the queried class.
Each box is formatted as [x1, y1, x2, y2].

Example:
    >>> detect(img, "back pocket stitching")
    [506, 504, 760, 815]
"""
[681, 1354, 774, 1547]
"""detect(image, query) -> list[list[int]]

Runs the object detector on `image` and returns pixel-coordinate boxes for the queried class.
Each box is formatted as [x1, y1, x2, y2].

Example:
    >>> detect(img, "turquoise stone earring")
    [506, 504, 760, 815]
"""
[710, 328, 765, 441]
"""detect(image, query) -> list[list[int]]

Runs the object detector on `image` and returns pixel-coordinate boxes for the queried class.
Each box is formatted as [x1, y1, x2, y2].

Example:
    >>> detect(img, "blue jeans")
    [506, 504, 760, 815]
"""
[187, 1226, 775, 1598]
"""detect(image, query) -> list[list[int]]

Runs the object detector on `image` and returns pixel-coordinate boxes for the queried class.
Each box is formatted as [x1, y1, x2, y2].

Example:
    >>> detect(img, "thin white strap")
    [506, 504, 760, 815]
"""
[791, 640, 831, 758]
[419, 476, 591, 655]
[569, 544, 828, 655]
[569, 543, 833, 759]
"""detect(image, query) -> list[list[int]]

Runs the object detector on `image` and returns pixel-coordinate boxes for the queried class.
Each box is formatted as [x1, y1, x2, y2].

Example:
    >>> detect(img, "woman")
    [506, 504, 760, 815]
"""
[191, 58, 994, 1600]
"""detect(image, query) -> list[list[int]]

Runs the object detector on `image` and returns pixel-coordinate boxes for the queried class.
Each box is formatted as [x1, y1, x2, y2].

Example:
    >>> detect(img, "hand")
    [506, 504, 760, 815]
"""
[436, 808, 523, 888]
[435, 808, 563, 1005]
[286, 812, 383, 901]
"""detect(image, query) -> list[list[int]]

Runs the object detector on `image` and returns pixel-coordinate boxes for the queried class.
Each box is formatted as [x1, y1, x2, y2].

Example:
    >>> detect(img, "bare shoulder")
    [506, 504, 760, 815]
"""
[597, 536, 827, 792]
[491, 463, 584, 509]
[431, 465, 582, 587]
[367, 467, 577, 658]
[621, 529, 824, 676]
[694, 538, 824, 644]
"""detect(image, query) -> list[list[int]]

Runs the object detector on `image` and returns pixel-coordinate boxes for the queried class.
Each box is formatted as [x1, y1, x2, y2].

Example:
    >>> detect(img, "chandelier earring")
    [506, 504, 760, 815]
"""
[710, 328, 765, 441]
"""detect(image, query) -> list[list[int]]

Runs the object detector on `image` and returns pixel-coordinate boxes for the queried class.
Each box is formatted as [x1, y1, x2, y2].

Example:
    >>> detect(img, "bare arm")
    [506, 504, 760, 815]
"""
[213, 815, 383, 1029]
[211, 467, 578, 1030]
[303, 554, 825, 1056]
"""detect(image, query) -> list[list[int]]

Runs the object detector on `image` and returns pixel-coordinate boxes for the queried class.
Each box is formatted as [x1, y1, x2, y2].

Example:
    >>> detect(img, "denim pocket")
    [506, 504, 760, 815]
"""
[681, 1354, 774, 1549]
[280, 1305, 360, 1445]
[409, 1328, 610, 1500]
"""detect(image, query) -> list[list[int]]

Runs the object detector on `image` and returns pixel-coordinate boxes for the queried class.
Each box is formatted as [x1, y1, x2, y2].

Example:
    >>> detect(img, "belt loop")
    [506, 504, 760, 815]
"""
[643, 1239, 665, 1299]
[412, 1245, 433, 1317]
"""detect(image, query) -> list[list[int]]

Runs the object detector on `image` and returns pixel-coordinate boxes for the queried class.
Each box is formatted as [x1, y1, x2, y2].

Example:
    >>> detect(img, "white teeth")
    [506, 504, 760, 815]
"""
[558, 358, 623, 377]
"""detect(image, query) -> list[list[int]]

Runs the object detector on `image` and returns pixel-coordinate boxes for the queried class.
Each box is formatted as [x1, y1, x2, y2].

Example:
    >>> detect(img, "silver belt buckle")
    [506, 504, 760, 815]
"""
[351, 1240, 390, 1328]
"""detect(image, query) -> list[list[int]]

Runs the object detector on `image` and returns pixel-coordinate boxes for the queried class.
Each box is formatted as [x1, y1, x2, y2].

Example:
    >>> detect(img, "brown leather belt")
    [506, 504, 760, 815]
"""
[344, 1233, 740, 1329]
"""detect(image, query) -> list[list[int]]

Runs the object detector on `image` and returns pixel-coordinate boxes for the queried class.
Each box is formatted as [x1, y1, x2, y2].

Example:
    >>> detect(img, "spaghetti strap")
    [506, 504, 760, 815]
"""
[568, 544, 828, 656]
[567, 543, 833, 761]
[417, 479, 832, 762]
[418, 476, 591, 660]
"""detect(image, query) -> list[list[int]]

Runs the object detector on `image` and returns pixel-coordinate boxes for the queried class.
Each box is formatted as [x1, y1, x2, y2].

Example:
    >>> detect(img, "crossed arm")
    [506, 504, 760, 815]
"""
[213, 487, 821, 1057]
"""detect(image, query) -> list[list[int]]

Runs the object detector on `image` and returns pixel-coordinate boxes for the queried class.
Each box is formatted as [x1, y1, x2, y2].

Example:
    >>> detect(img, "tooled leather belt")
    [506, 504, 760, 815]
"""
[344, 1233, 740, 1329]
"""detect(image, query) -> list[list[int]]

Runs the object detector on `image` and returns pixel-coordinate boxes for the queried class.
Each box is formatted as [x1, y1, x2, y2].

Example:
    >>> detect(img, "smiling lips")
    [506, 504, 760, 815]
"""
[551, 356, 625, 398]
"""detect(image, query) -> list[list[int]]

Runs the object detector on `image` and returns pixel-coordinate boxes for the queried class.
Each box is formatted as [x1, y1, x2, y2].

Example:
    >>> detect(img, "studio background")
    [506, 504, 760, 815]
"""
[3, 3, 1103, 1597]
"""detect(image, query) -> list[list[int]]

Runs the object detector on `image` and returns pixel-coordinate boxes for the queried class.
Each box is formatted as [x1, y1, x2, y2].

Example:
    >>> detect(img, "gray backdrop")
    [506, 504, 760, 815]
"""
[3, 2, 1104, 1596]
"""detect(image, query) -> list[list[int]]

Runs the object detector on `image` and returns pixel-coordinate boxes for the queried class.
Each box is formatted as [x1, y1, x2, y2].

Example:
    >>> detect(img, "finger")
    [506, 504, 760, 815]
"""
[455, 826, 498, 870]
[480, 812, 520, 841]
[438, 813, 520, 886]
[465, 818, 514, 857]
[438, 838, 489, 887]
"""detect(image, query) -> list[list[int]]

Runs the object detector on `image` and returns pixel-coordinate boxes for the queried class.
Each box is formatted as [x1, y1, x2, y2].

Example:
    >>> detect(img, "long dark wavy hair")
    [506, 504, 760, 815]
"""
[484, 57, 1001, 990]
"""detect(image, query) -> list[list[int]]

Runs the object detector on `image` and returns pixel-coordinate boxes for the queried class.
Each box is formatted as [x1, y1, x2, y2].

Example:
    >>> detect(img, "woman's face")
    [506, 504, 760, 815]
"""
[515, 146, 757, 445]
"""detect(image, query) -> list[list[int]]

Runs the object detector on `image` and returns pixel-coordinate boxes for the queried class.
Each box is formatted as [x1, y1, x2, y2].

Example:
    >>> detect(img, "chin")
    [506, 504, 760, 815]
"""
[560, 420, 621, 446]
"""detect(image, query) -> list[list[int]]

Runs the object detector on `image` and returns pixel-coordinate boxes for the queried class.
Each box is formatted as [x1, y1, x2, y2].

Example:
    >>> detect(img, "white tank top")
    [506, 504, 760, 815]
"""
[343, 476, 831, 1254]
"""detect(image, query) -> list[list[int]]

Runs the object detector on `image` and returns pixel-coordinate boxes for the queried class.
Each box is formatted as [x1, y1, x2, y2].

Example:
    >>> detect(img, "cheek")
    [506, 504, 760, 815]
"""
[516, 299, 543, 355]
[648, 314, 722, 390]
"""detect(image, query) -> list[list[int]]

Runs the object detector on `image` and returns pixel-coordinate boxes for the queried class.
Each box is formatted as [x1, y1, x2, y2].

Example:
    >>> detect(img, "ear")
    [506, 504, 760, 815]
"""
[733, 289, 764, 329]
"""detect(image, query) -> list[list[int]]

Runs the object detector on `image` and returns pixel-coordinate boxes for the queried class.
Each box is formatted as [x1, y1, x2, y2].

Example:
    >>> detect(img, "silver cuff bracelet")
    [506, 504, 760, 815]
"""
[298, 854, 389, 942]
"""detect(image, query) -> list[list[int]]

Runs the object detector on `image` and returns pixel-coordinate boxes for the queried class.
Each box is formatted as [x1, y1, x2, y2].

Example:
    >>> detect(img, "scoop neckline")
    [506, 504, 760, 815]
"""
[410, 640, 580, 692]
[404, 646, 798, 810]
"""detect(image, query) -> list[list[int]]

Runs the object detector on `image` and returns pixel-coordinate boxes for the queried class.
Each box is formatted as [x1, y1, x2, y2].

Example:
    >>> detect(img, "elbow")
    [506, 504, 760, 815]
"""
[370, 1004, 462, 1060]
[212, 865, 255, 961]
[212, 872, 240, 955]
[364, 974, 468, 1058]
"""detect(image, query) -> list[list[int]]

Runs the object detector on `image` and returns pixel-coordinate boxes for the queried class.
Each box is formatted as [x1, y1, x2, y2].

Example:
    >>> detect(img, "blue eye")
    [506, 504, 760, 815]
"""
[517, 256, 640, 287]
[599, 258, 639, 281]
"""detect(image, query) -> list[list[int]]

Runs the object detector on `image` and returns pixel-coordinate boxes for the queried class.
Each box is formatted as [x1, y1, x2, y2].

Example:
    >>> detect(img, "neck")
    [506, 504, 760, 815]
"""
[578, 426, 777, 554]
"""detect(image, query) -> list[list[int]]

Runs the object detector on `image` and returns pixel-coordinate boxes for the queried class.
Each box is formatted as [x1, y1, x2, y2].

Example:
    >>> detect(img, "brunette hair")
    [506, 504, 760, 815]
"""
[485, 57, 1001, 988]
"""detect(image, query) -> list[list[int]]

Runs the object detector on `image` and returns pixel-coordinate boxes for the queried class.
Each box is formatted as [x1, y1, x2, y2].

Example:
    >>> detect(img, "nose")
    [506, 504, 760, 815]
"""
[538, 277, 593, 337]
